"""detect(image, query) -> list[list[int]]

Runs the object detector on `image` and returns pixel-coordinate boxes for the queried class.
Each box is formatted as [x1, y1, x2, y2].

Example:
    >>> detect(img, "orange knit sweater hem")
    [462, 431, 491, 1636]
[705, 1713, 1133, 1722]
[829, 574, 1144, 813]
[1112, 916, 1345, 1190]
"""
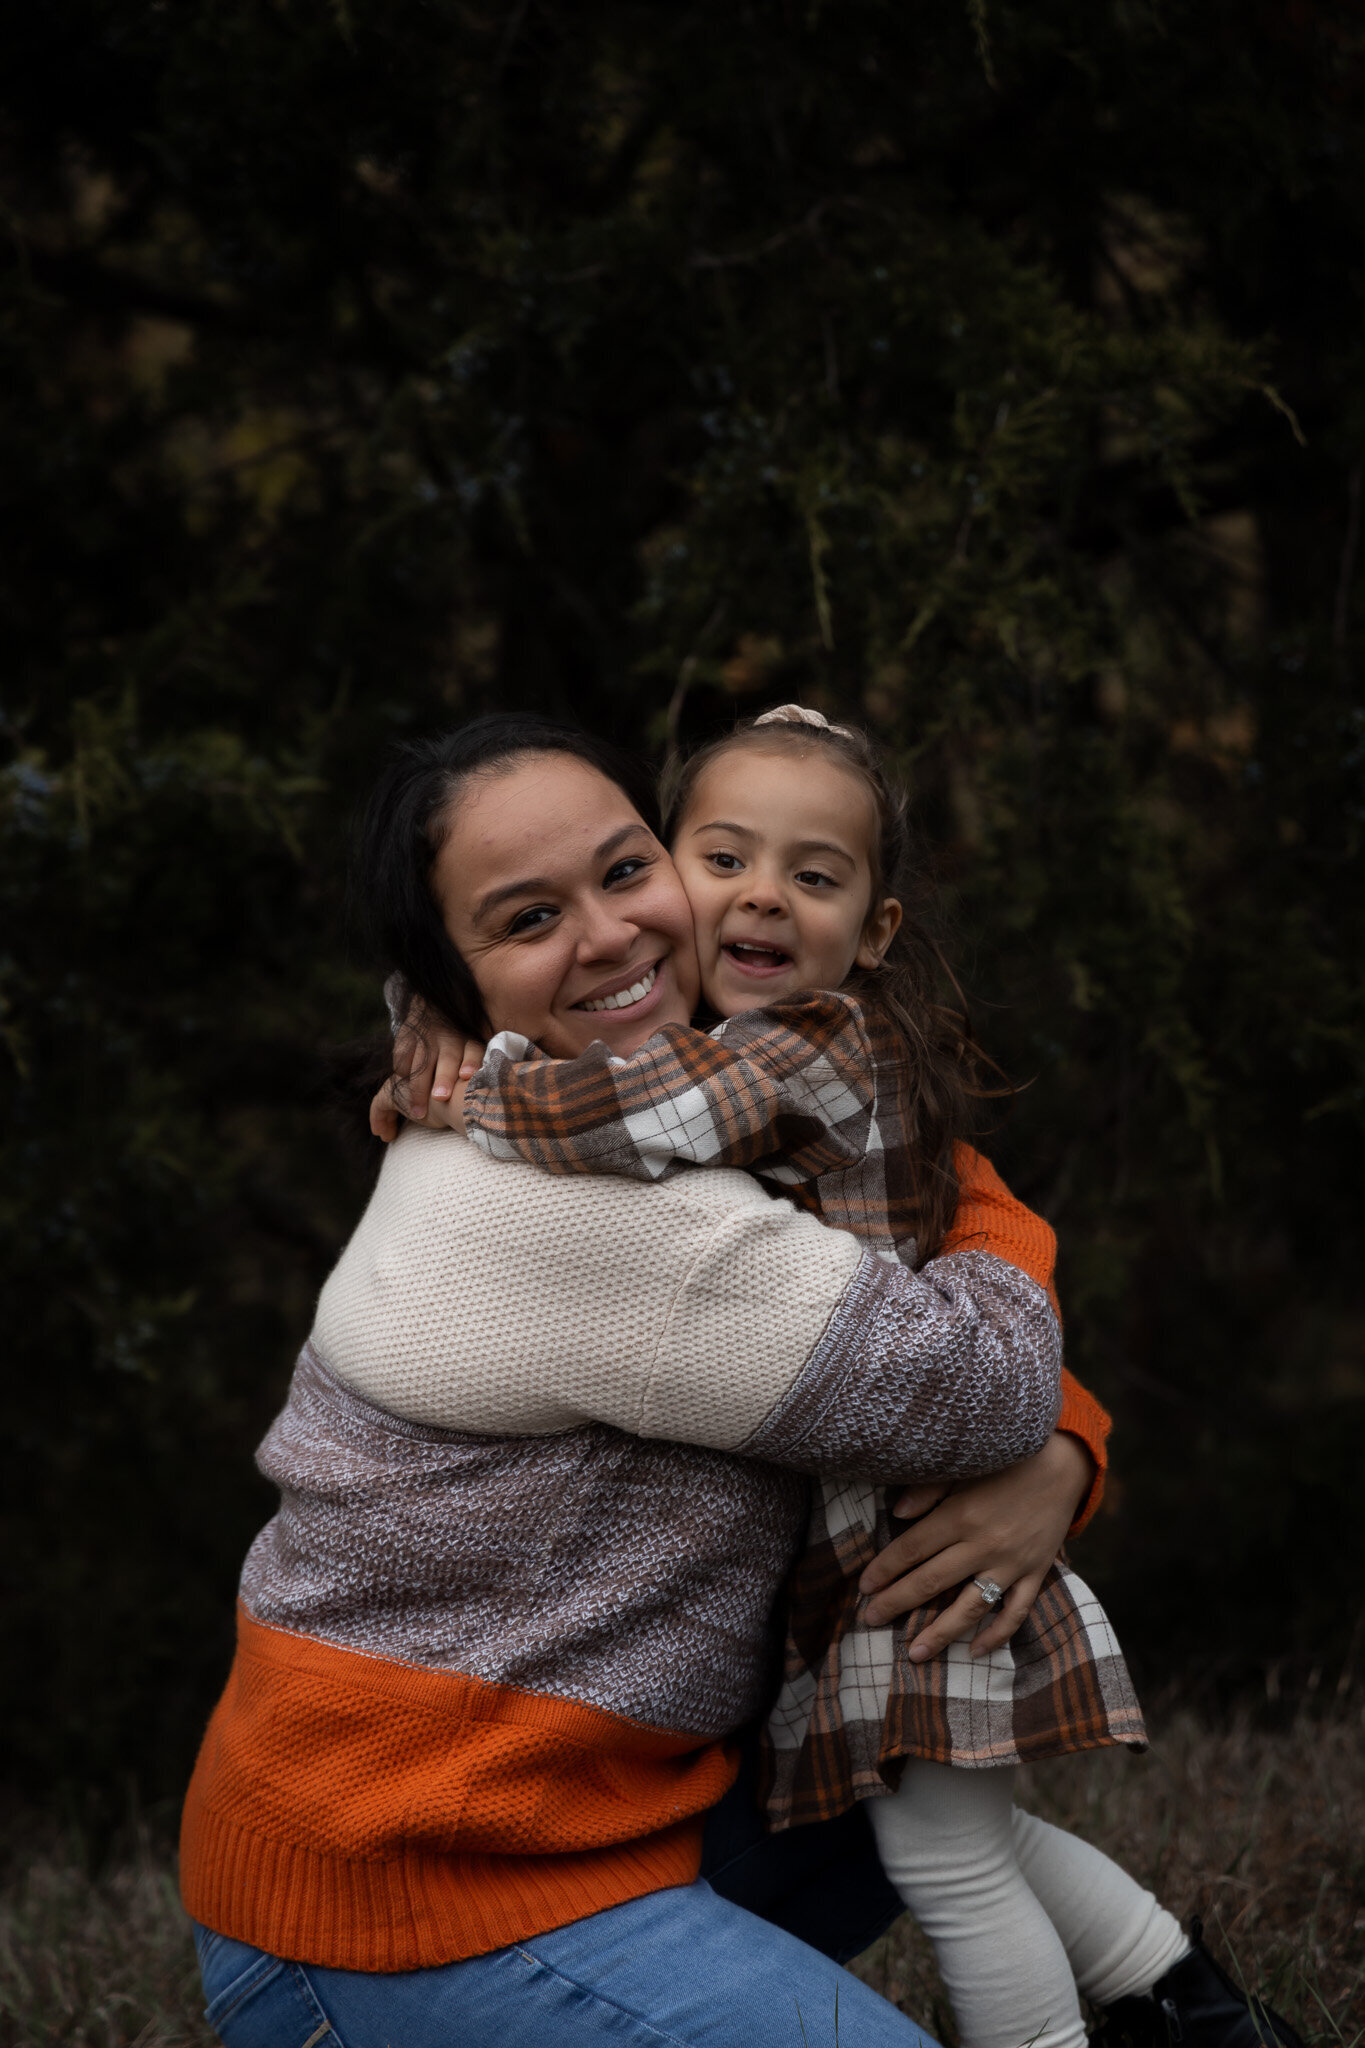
[180, 1608, 732, 1971]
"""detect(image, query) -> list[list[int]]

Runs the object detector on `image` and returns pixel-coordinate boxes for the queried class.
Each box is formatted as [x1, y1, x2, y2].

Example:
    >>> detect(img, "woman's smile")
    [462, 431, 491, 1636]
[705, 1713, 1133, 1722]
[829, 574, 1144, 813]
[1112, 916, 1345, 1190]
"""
[574, 959, 661, 1014]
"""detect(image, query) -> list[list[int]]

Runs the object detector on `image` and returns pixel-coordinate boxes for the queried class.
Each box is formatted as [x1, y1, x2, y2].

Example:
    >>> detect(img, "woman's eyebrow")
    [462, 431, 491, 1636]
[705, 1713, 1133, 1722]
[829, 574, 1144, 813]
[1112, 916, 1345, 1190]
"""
[471, 824, 648, 926]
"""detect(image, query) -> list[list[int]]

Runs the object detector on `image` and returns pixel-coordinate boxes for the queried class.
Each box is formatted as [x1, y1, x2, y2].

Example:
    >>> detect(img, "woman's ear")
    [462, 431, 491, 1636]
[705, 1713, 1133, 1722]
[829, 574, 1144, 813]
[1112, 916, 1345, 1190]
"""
[856, 896, 902, 970]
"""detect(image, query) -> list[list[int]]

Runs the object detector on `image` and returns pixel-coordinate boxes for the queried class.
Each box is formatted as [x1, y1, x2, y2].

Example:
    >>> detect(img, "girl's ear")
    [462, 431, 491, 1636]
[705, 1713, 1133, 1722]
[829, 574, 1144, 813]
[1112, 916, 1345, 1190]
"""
[856, 896, 902, 970]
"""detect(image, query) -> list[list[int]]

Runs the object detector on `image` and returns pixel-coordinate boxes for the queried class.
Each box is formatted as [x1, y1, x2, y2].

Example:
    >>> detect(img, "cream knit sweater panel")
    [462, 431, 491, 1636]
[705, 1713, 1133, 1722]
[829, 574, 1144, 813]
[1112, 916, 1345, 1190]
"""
[312, 1124, 864, 1446]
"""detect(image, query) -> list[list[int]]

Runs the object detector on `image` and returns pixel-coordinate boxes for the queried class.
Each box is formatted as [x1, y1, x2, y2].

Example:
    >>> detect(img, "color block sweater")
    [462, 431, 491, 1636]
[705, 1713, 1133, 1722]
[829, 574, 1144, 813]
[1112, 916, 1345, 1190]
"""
[181, 1128, 1063, 1972]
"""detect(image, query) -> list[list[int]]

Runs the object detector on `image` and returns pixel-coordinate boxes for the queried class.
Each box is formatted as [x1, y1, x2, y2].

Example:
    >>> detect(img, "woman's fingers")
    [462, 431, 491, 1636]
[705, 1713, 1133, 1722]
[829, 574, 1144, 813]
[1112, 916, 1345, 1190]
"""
[861, 1540, 979, 1626]
[859, 1526, 939, 1600]
[859, 1498, 971, 1596]
[970, 1571, 1045, 1657]
[890, 1479, 953, 1521]
[902, 1576, 1008, 1663]
[868, 1561, 1046, 1662]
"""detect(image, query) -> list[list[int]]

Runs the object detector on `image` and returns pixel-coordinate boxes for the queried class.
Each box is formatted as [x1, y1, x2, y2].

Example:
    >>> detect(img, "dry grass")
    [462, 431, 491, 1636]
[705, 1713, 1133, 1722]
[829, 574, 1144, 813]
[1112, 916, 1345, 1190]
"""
[0, 1709, 1360, 2046]
[852, 1706, 1365, 2046]
[0, 1827, 212, 2048]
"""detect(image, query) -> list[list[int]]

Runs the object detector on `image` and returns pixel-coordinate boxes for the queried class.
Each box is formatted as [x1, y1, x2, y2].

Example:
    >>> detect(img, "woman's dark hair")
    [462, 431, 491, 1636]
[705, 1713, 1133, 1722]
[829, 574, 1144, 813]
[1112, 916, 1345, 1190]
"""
[358, 713, 661, 1038]
[663, 710, 1007, 1263]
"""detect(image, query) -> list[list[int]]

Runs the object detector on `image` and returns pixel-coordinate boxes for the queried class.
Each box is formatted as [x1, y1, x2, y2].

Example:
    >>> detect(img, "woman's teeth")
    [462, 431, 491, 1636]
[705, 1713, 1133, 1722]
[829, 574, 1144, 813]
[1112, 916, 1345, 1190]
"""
[578, 963, 659, 1013]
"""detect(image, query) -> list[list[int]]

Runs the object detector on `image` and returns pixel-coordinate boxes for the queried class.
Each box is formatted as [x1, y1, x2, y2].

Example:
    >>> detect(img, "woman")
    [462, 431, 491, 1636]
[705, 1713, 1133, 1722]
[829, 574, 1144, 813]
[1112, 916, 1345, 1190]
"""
[182, 715, 1100, 2048]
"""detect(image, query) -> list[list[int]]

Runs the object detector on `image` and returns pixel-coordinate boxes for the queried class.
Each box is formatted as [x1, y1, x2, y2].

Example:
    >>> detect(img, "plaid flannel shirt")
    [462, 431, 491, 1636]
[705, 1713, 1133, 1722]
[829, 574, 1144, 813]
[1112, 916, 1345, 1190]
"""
[464, 989, 1145, 1825]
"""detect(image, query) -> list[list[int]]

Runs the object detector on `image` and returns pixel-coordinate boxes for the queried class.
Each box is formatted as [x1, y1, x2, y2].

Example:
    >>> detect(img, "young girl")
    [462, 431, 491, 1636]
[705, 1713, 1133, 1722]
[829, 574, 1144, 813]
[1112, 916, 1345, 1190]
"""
[382, 705, 1298, 2048]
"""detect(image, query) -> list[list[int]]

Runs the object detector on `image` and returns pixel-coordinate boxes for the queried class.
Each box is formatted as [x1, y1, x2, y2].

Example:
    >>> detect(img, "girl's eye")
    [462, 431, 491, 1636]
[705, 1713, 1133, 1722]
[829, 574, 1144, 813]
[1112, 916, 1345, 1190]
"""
[707, 851, 743, 872]
[795, 869, 837, 889]
[604, 855, 650, 887]
[507, 904, 557, 936]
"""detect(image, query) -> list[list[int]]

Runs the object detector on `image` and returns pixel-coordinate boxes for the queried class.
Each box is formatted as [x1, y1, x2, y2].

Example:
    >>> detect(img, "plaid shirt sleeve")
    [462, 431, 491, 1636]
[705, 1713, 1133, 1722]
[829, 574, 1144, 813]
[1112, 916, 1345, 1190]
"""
[461, 990, 879, 1185]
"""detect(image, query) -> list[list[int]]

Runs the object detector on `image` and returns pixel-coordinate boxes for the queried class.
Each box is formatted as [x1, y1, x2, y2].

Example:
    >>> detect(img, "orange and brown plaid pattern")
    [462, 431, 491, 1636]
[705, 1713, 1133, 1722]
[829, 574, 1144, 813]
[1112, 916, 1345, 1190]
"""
[464, 989, 1146, 1828]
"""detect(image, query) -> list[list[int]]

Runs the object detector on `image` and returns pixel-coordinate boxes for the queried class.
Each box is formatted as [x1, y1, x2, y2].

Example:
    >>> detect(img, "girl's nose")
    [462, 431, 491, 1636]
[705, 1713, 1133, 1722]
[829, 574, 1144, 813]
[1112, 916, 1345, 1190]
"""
[741, 873, 787, 915]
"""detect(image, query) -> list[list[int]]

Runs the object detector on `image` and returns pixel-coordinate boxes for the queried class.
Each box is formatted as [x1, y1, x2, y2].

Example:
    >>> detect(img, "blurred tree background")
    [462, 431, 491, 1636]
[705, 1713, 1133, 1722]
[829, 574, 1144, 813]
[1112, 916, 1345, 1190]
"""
[2, 0, 1362, 1811]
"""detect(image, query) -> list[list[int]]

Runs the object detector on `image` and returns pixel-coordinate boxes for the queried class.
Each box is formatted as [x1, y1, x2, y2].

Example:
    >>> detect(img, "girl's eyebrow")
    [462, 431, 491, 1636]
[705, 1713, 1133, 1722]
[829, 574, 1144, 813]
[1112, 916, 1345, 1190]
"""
[690, 819, 858, 866]
[792, 838, 857, 865]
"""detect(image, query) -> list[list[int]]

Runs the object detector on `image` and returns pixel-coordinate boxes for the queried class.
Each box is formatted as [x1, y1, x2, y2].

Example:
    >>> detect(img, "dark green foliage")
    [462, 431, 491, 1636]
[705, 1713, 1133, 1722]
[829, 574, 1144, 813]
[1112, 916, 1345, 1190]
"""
[1, 1, 1362, 1801]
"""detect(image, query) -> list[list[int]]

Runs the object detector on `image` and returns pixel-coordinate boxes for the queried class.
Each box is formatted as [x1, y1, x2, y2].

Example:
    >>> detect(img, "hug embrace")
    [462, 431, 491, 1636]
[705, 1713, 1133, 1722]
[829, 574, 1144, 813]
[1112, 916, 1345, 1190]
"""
[180, 709, 1302, 2048]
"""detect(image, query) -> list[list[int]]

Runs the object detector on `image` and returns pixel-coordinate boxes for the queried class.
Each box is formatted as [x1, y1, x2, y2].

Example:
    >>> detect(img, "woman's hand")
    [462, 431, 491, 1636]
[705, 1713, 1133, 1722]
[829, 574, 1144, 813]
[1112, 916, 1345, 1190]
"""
[369, 1005, 486, 1142]
[858, 1431, 1094, 1658]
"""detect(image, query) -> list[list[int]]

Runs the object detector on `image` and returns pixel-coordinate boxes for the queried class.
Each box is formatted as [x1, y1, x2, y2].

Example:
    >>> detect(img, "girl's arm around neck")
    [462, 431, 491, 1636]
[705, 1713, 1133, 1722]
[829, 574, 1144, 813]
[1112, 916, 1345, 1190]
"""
[463, 989, 877, 1185]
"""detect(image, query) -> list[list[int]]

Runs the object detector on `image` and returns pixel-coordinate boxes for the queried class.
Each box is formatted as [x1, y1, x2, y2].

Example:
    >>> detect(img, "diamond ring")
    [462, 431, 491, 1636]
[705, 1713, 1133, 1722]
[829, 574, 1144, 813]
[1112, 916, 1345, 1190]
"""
[973, 1576, 1005, 1606]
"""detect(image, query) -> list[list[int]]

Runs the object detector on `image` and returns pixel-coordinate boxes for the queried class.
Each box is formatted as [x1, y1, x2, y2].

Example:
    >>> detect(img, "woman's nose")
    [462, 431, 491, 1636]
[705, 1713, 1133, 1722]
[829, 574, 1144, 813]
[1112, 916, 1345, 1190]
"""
[575, 901, 636, 960]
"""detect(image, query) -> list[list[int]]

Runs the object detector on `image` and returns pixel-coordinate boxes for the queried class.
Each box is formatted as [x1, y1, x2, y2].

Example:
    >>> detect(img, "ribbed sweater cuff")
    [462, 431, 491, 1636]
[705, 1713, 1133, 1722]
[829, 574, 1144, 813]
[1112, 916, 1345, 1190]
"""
[1057, 1368, 1110, 1536]
[181, 1799, 705, 1973]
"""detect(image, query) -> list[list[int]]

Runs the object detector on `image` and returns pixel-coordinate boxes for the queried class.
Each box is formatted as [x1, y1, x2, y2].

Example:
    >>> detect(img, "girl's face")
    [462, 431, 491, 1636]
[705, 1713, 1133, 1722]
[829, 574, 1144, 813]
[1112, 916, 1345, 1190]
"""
[672, 746, 902, 1018]
[433, 753, 700, 1057]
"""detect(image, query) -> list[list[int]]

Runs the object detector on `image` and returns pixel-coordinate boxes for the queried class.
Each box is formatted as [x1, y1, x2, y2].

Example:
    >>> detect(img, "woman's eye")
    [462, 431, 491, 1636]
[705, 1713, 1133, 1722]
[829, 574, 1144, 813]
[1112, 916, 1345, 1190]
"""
[507, 904, 557, 935]
[604, 855, 650, 886]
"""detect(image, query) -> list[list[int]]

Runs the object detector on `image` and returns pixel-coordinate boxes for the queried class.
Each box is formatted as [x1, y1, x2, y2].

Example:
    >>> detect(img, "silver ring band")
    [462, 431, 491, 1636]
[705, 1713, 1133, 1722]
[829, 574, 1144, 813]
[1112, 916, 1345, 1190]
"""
[973, 1575, 1005, 1607]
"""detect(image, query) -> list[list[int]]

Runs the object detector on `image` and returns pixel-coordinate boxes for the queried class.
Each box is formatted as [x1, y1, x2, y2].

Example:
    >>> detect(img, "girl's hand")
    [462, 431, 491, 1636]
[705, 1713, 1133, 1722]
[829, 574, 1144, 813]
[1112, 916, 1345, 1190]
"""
[369, 1004, 486, 1141]
[857, 1431, 1094, 1658]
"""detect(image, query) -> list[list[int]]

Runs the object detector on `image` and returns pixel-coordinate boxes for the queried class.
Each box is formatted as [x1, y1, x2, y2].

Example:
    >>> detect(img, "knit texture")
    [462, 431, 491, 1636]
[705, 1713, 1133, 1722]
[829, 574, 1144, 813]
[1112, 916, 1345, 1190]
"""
[310, 1128, 1059, 1473]
[183, 1132, 1064, 1970]
[312, 1128, 863, 1444]
[241, 1342, 809, 1733]
[181, 1608, 723, 1972]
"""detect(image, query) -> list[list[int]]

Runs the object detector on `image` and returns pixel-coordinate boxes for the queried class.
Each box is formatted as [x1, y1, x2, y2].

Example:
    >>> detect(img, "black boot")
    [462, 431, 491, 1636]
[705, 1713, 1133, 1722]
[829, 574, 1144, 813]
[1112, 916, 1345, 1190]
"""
[1094, 1920, 1305, 2048]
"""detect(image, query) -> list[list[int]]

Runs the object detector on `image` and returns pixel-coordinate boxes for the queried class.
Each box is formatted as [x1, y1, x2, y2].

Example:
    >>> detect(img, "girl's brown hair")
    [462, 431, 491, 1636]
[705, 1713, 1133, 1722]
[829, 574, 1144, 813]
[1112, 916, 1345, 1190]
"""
[663, 708, 1004, 1263]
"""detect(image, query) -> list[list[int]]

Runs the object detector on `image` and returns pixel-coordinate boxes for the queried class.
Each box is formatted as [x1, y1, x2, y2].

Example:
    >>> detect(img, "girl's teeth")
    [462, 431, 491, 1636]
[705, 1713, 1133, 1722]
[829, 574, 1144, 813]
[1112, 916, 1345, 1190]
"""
[581, 964, 658, 1013]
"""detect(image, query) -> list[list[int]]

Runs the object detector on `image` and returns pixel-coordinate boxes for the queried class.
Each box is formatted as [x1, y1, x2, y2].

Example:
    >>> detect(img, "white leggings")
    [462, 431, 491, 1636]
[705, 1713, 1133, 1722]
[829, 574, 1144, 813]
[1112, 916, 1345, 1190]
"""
[867, 1761, 1188, 2048]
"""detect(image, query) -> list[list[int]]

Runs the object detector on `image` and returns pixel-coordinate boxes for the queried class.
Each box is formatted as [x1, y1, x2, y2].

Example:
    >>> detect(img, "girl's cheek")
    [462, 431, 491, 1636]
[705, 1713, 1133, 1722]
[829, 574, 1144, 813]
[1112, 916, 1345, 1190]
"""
[678, 874, 722, 945]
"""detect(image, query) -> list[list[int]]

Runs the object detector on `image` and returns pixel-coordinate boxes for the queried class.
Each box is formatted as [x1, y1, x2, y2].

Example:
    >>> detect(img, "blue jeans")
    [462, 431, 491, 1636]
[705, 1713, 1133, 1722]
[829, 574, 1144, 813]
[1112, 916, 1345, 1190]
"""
[193, 1878, 934, 2046]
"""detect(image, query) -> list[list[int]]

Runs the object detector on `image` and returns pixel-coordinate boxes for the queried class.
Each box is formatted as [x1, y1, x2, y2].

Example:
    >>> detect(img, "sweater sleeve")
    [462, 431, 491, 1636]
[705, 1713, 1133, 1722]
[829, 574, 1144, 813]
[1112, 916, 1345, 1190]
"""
[461, 991, 875, 1186]
[314, 1134, 1060, 1487]
[943, 1141, 1109, 1534]
[718, 1245, 1063, 1486]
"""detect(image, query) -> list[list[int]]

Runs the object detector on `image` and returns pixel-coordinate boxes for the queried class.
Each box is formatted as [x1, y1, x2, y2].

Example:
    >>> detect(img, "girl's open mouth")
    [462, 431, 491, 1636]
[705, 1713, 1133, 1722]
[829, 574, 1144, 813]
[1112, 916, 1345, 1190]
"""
[574, 961, 661, 1014]
[722, 941, 794, 978]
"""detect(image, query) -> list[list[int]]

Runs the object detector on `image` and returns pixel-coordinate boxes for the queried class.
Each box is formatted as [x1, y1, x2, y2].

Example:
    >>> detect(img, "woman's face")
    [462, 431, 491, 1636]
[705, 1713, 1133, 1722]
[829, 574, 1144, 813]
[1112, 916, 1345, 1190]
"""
[433, 753, 700, 1057]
